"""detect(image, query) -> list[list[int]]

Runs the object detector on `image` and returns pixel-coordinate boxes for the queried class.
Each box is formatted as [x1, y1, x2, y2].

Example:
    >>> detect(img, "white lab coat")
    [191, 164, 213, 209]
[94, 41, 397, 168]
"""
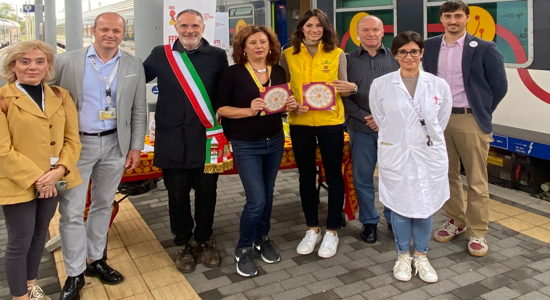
[369, 70, 452, 218]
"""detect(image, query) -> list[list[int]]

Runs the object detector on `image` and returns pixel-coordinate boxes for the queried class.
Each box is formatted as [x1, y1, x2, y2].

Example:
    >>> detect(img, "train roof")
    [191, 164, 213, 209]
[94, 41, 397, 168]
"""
[0, 19, 21, 28]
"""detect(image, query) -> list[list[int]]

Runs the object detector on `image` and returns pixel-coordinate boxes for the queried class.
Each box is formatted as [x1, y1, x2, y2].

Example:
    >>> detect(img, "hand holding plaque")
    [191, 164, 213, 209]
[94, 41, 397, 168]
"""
[259, 83, 291, 116]
[302, 82, 336, 111]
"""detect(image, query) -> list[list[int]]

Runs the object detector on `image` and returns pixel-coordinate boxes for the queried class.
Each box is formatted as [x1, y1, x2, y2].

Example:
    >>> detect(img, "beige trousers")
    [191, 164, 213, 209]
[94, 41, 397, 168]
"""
[443, 113, 493, 238]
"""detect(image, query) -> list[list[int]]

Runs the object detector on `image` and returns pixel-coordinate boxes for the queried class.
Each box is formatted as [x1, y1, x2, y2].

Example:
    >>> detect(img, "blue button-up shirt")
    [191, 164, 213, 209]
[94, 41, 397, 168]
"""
[79, 45, 121, 133]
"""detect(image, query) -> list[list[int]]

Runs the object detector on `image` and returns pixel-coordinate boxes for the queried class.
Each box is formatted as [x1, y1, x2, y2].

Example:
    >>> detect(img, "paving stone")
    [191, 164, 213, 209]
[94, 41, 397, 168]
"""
[193, 275, 233, 294]
[286, 261, 323, 277]
[311, 265, 349, 281]
[244, 282, 285, 300]
[497, 245, 531, 258]
[533, 270, 550, 285]
[479, 286, 520, 300]
[502, 266, 541, 281]
[448, 261, 484, 274]
[500, 255, 535, 269]
[479, 274, 517, 290]
[540, 286, 550, 296]
[392, 276, 427, 293]
[271, 286, 313, 300]
[430, 257, 456, 269]
[515, 291, 550, 300]
[260, 258, 298, 273]
[252, 270, 291, 286]
[422, 280, 460, 297]
[220, 293, 248, 300]
[362, 285, 401, 300]
[388, 288, 431, 300]
[336, 268, 376, 284]
[198, 288, 224, 300]
[428, 293, 462, 300]
[528, 258, 550, 272]
[279, 273, 317, 290]
[301, 290, 341, 300]
[476, 263, 512, 277]
[333, 280, 372, 298]
[341, 257, 378, 272]
[218, 279, 259, 297]
[509, 278, 546, 295]
[436, 268, 460, 281]
[365, 273, 397, 289]
[306, 277, 345, 294]
[451, 283, 492, 300]
[449, 271, 486, 287]
[342, 295, 366, 300]
[291, 253, 324, 266]
[318, 254, 352, 268]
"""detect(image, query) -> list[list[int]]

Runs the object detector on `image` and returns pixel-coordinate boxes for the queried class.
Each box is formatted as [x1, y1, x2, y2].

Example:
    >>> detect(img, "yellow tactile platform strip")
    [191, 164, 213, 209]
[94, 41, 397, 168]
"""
[489, 199, 550, 243]
[48, 194, 200, 300]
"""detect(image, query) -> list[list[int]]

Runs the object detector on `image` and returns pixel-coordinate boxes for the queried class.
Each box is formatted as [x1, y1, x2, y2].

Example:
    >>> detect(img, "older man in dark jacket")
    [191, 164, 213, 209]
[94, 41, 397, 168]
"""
[144, 9, 228, 273]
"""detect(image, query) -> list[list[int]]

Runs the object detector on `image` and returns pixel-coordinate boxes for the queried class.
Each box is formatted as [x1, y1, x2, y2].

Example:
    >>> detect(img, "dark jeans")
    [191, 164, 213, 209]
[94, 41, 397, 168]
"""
[3, 197, 58, 297]
[163, 167, 219, 246]
[232, 131, 285, 248]
[290, 124, 345, 230]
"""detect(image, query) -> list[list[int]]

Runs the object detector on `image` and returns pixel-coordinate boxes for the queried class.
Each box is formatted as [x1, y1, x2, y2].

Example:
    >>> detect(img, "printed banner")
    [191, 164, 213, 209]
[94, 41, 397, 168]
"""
[163, 0, 216, 44]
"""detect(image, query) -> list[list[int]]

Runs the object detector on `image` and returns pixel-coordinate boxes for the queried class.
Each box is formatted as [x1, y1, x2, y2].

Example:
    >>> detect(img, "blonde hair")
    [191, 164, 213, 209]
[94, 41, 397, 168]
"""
[1, 40, 55, 83]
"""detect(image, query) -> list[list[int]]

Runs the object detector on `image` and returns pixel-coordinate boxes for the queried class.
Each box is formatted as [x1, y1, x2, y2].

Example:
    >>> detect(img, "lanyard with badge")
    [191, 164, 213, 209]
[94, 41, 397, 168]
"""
[90, 56, 119, 120]
[405, 94, 433, 147]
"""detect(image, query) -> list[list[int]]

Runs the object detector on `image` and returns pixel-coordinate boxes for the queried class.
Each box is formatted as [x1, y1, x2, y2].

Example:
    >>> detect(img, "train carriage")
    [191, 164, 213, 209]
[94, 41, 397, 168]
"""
[55, 0, 550, 193]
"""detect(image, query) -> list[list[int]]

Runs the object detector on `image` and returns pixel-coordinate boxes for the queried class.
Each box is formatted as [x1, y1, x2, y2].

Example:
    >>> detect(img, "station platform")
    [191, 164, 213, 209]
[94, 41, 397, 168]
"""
[1, 170, 550, 300]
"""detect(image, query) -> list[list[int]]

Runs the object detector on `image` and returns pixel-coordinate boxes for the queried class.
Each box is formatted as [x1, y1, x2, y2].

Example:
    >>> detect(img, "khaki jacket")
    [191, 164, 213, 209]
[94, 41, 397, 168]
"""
[0, 82, 82, 205]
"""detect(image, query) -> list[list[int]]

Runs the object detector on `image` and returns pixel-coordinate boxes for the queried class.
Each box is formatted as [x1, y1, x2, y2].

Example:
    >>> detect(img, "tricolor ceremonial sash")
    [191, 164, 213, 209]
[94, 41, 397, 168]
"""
[164, 42, 233, 173]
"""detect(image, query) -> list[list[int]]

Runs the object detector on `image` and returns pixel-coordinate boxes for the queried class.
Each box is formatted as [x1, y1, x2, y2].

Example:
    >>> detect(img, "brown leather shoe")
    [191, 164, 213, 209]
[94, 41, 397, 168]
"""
[196, 240, 221, 268]
[175, 244, 195, 273]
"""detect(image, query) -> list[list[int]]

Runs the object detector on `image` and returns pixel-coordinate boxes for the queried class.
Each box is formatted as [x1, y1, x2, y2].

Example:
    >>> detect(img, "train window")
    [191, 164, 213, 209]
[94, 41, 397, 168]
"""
[229, 7, 254, 17]
[335, 1, 395, 53]
[228, 5, 254, 46]
[425, 0, 532, 68]
[337, 0, 393, 8]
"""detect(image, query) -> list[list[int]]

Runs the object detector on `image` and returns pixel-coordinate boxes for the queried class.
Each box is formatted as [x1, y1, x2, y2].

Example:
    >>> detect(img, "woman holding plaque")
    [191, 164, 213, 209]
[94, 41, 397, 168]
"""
[281, 9, 356, 259]
[217, 25, 297, 277]
[0, 40, 82, 300]
[369, 31, 452, 283]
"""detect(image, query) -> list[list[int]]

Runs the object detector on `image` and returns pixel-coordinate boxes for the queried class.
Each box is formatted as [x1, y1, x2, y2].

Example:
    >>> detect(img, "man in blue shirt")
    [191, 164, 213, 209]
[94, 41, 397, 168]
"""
[54, 12, 147, 300]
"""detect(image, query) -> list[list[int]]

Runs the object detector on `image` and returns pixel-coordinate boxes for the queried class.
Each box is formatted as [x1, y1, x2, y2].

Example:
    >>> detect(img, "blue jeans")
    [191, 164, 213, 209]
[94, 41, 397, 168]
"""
[348, 129, 392, 225]
[391, 211, 433, 254]
[232, 131, 285, 248]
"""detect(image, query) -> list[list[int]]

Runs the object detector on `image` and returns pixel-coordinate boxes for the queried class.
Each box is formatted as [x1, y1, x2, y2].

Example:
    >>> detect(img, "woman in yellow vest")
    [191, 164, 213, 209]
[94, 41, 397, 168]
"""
[281, 9, 356, 258]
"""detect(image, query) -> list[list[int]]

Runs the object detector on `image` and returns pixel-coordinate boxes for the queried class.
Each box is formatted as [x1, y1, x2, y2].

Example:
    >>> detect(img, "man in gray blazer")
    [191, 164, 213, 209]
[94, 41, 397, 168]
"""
[54, 12, 147, 300]
[423, 0, 507, 258]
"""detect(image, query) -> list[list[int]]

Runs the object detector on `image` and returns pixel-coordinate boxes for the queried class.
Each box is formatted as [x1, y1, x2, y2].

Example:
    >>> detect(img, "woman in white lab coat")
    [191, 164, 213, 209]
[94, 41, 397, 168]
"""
[369, 31, 452, 284]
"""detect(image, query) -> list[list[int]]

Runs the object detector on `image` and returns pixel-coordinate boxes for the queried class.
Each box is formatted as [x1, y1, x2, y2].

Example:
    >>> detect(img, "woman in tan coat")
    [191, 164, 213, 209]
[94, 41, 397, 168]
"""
[0, 40, 81, 300]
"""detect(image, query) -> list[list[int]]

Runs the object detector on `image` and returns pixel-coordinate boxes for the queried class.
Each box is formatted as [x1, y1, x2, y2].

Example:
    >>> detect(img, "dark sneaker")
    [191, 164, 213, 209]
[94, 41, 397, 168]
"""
[235, 247, 257, 277]
[196, 240, 221, 268]
[254, 236, 280, 263]
[175, 244, 195, 273]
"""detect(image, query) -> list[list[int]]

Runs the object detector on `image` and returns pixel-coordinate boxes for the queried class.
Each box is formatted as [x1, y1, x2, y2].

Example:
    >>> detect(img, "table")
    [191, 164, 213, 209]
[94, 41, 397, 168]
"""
[118, 134, 359, 221]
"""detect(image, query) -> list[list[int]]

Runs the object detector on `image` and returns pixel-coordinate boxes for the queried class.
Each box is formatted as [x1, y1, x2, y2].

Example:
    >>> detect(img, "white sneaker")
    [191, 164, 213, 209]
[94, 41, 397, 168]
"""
[393, 253, 413, 281]
[318, 231, 339, 258]
[297, 229, 322, 255]
[414, 255, 438, 283]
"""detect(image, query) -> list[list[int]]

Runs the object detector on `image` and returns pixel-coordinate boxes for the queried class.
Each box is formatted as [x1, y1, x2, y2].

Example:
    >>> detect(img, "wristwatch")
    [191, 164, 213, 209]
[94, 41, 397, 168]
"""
[353, 83, 358, 94]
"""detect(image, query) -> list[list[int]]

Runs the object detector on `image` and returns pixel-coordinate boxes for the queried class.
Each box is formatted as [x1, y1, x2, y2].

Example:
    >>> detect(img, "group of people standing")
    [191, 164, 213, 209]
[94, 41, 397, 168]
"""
[0, 0, 507, 299]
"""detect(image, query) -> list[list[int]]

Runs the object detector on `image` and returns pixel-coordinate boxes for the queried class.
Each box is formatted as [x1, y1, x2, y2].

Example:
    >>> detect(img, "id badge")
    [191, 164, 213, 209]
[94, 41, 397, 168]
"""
[99, 108, 117, 120]
[50, 156, 60, 169]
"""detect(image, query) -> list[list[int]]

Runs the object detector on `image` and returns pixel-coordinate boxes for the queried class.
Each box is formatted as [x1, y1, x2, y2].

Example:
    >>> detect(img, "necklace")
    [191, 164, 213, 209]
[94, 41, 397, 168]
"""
[253, 68, 267, 74]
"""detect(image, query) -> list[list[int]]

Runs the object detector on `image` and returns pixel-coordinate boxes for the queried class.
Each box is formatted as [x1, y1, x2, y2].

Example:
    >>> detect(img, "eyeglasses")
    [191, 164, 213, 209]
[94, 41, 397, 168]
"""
[396, 49, 422, 58]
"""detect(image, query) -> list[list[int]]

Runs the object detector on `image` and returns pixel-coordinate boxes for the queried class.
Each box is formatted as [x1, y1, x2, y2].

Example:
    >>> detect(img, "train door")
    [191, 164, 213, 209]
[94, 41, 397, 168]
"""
[272, 1, 288, 46]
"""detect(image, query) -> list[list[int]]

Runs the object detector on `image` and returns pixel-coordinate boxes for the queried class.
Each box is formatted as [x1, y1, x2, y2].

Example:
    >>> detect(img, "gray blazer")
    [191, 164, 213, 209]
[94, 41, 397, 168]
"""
[54, 47, 147, 155]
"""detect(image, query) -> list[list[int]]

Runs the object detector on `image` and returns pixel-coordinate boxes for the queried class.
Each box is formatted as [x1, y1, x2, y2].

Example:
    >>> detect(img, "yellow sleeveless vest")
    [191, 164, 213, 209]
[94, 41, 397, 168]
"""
[284, 42, 345, 126]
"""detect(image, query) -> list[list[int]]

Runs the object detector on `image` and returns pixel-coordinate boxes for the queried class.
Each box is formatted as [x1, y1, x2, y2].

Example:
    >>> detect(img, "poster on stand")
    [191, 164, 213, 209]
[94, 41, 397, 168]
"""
[163, 0, 216, 44]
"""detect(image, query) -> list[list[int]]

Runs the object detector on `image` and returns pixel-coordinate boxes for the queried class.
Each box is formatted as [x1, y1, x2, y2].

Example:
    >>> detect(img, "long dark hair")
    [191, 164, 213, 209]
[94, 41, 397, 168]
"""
[290, 9, 339, 54]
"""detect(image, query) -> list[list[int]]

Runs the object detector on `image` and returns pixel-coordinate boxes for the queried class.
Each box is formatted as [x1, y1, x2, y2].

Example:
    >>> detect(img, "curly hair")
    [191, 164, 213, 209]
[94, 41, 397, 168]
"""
[1, 40, 55, 83]
[232, 25, 281, 65]
[290, 9, 339, 54]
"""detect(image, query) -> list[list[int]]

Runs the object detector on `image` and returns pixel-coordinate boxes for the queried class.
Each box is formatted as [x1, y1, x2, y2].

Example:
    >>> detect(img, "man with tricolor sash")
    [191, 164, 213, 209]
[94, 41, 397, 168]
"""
[143, 9, 230, 273]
